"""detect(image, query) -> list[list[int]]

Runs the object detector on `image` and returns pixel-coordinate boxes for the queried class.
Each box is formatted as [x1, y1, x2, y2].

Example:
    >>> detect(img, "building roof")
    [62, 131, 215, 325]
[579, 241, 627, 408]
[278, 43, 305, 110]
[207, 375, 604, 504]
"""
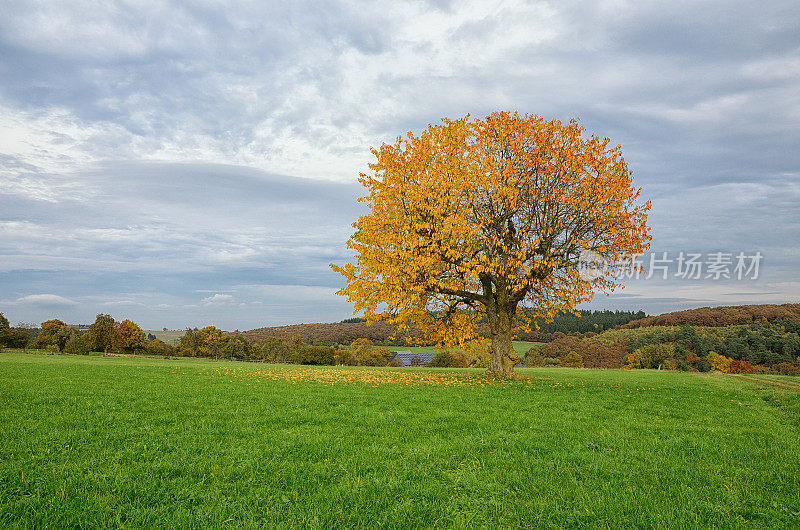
[390, 351, 434, 366]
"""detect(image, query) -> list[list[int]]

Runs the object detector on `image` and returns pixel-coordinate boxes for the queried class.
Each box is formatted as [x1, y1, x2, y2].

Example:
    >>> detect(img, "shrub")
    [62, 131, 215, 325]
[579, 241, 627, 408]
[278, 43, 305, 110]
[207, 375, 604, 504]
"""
[462, 339, 490, 368]
[560, 351, 583, 368]
[707, 352, 733, 373]
[525, 350, 544, 367]
[729, 360, 755, 374]
[661, 358, 678, 371]
[774, 362, 800, 376]
[147, 338, 174, 356]
[429, 351, 469, 368]
[544, 357, 560, 367]
[334, 348, 357, 366]
[298, 345, 336, 365]
[350, 339, 393, 366]
[627, 343, 675, 369]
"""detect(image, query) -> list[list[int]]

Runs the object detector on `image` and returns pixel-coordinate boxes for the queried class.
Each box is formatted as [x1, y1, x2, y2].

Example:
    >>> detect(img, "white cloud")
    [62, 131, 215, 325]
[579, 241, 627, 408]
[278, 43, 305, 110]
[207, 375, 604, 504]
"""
[16, 294, 78, 306]
[201, 293, 234, 306]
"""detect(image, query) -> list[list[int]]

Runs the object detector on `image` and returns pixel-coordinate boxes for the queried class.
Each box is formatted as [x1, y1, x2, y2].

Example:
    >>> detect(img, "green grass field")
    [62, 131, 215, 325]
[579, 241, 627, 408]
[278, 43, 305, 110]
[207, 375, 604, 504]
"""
[144, 330, 185, 346]
[1, 352, 799, 528]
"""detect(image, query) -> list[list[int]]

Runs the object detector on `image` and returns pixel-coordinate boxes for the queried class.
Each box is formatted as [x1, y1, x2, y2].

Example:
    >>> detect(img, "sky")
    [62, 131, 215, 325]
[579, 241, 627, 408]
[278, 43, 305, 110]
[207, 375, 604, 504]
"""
[1, 0, 799, 330]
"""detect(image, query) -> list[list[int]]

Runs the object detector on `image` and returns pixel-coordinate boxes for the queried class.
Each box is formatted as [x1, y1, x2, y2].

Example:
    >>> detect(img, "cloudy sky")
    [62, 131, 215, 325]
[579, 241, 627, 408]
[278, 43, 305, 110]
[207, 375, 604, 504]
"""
[1, 0, 799, 330]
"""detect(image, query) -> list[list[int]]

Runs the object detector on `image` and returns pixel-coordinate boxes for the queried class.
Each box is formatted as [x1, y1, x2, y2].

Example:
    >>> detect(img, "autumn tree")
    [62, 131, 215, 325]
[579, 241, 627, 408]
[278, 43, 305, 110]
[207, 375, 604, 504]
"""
[258, 337, 289, 363]
[86, 314, 116, 353]
[0, 312, 9, 348]
[332, 112, 650, 375]
[222, 333, 251, 361]
[114, 319, 147, 353]
[199, 326, 226, 359]
[33, 319, 69, 351]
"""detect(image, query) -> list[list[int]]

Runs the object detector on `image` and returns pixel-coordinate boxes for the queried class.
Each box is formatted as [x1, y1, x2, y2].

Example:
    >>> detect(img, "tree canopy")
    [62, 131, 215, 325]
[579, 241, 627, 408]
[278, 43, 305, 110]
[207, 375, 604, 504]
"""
[332, 111, 651, 374]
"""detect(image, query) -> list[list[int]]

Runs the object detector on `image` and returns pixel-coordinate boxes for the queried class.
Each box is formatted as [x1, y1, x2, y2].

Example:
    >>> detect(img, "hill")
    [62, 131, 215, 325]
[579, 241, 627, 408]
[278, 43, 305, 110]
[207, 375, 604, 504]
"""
[242, 320, 426, 346]
[623, 303, 800, 328]
[243, 309, 647, 346]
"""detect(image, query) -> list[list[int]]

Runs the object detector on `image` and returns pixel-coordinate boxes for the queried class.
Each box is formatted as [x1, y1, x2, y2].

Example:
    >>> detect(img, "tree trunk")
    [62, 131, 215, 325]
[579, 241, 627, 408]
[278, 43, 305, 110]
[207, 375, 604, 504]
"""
[487, 305, 516, 376]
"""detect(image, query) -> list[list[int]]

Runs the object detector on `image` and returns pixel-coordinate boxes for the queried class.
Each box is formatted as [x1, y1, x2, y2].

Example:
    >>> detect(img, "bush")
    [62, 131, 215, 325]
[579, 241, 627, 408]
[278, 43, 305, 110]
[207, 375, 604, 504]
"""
[525, 350, 544, 367]
[627, 343, 675, 369]
[298, 345, 336, 365]
[559, 351, 583, 368]
[774, 362, 800, 376]
[544, 357, 560, 367]
[147, 339, 174, 356]
[729, 360, 755, 374]
[707, 352, 732, 373]
[428, 351, 469, 368]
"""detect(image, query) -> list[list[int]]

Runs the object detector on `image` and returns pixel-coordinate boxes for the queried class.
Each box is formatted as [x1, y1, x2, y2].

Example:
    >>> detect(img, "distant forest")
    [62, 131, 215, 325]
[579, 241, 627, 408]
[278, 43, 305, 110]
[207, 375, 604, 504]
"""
[245, 310, 648, 345]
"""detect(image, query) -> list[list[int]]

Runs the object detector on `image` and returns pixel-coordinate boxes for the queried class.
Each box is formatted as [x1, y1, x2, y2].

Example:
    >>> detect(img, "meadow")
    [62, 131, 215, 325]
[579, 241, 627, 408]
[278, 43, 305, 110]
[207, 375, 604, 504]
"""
[1, 352, 799, 528]
[144, 329, 185, 346]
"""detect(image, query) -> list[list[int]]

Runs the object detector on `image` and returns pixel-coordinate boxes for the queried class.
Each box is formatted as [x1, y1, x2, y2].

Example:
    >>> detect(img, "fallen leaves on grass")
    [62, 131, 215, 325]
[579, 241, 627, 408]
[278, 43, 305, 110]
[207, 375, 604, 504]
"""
[206, 366, 544, 388]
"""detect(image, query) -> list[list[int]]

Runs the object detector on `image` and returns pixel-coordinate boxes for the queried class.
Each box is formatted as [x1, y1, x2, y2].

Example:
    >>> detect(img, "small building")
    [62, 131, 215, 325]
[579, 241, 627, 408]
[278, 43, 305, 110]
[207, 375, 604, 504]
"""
[390, 351, 434, 367]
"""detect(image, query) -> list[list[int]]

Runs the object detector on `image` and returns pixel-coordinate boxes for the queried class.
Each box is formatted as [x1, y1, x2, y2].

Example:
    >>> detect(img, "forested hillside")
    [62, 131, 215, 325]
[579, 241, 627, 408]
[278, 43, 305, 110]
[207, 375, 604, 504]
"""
[623, 304, 800, 328]
[243, 310, 647, 346]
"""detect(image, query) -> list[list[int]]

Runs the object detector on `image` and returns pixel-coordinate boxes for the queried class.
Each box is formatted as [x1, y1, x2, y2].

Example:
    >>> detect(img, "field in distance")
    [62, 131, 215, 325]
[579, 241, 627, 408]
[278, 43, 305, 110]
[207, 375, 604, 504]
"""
[1, 352, 798, 528]
[144, 329, 184, 346]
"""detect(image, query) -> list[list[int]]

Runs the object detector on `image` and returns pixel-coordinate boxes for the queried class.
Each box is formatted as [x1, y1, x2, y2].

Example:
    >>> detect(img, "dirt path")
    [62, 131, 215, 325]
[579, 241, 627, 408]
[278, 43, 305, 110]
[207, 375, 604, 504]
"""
[731, 374, 800, 392]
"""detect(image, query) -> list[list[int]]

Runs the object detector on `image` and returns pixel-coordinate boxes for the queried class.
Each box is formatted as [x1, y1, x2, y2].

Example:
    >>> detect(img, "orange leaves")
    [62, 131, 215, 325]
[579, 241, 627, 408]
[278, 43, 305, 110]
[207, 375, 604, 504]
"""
[114, 319, 147, 353]
[211, 365, 533, 388]
[331, 111, 651, 349]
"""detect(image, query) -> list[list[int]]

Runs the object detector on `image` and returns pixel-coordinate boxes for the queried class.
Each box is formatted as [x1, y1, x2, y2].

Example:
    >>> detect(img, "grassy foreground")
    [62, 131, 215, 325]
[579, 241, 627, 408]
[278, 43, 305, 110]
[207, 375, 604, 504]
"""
[1, 353, 799, 528]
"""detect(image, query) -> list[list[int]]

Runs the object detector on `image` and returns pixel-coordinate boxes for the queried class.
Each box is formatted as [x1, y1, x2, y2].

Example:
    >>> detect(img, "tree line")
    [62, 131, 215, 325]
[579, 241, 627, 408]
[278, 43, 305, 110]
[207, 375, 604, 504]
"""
[0, 313, 424, 367]
[525, 321, 800, 374]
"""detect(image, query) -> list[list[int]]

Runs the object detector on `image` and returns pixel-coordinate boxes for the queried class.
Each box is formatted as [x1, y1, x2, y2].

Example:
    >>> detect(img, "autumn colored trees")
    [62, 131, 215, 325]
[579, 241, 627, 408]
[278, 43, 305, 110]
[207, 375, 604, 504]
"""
[114, 319, 148, 353]
[86, 314, 115, 353]
[333, 112, 651, 375]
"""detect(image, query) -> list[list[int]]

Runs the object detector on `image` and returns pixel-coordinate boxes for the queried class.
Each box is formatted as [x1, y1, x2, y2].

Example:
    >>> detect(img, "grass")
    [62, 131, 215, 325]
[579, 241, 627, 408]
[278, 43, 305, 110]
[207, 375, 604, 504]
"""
[144, 329, 185, 346]
[1, 352, 799, 528]
[390, 340, 541, 356]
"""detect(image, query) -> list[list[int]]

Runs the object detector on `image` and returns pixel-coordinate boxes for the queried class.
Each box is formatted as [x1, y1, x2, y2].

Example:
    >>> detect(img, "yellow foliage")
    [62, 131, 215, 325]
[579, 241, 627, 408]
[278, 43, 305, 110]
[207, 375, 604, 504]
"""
[331, 111, 650, 372]
[707, 352, 732, 373]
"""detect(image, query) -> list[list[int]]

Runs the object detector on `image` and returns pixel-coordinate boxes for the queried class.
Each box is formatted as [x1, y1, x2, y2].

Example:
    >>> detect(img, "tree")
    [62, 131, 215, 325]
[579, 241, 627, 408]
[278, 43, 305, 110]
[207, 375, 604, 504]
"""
[86, 314, 116, 353]
[298, 345, 336, 365]
[34, 319, 69, 351]
[332, 112, 651, 375]
[199, 326, 226, 359]
[258, 337, 289, 363]
[5, 325, 33, 350]
[350, 338, 392, 366]
[63, 330, 88, 355]
[177, 328, 202, 357]
[222, 333, 251, 361]
[114, 319, 147, 353]
[0, 312, 9, 347]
